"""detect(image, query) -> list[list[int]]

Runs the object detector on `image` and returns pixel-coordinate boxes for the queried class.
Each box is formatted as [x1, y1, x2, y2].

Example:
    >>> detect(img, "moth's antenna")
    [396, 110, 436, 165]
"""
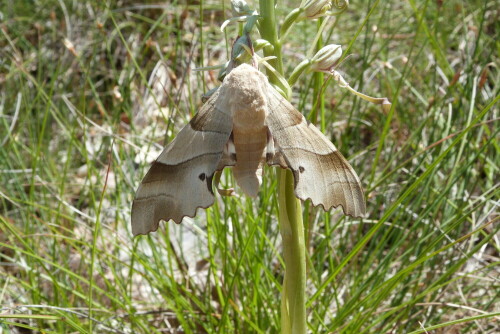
[254, 54, 292, 99]
[336, 53, 353, 70]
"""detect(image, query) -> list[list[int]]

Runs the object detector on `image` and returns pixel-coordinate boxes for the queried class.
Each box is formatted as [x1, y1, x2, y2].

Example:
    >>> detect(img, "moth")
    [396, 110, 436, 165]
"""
[132, 64, 365, 236]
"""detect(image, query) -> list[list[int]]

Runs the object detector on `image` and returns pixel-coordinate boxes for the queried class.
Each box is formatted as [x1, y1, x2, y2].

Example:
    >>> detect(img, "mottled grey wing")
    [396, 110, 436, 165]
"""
[265, 87, 366, 217]
[132, 89, 234, 235]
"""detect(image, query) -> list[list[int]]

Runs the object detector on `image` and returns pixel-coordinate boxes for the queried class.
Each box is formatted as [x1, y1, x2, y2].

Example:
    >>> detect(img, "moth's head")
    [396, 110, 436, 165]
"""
[226, 63, 267, 81]
[223, 64, 268, 126]
[224, 64, 268, 105]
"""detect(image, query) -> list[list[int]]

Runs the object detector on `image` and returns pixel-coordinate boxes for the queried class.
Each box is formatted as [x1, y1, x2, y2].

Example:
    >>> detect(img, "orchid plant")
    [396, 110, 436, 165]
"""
[208, 1, 391, 333]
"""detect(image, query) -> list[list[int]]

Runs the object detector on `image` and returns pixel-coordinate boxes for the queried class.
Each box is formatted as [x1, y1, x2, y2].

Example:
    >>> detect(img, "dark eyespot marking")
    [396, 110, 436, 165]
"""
[199, 173, 206, 181]
[206, 174, 214, 195]
[299, 166, 305, 173]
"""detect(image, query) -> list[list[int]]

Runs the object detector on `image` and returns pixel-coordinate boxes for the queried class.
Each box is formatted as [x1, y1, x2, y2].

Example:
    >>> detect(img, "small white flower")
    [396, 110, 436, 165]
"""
[303, 0, 332, 19]
[231, 0, 252, 15]
[311, 44, 342, 72]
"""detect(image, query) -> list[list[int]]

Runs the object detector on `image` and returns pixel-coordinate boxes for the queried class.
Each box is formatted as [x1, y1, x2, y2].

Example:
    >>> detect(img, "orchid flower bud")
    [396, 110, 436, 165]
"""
[303, 0, 332, 19]
[311, 44, 342, 72]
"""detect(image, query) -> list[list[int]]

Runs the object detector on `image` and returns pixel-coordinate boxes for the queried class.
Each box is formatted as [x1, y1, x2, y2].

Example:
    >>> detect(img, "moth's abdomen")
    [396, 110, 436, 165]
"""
[232, 127, 267, 197]
[228, 65, 269, 198]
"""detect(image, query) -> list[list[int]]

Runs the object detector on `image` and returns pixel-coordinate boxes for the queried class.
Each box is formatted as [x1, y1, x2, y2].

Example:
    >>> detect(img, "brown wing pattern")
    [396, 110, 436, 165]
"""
[131, 90, 234, 235]
[265, 87, 366, 217]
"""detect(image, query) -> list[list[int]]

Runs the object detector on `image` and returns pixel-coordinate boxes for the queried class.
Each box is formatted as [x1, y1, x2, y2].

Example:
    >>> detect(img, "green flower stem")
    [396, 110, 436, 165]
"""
[311, 19, 325, 130]
[287, 59, 311, 87]
[258, 2, 307, 334]
[258, 1, 283, 82]
[279, 7, 303, 40]
[278, 170, 307, 334]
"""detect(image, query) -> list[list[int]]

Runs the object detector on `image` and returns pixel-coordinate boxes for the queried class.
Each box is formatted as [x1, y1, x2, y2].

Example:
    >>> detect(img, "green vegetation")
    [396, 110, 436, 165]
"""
[1, 0, 498, 333]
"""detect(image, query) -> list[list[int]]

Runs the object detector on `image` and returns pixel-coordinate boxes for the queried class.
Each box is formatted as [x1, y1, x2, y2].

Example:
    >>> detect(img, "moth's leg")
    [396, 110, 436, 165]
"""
[227, 132, 236, 161]
[265, 127, 275, 162]
[215, 133, 236, 196]
[265, 128, 288, 168]
[217, 132, 237, 169]
[213, 170, 234, 196]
